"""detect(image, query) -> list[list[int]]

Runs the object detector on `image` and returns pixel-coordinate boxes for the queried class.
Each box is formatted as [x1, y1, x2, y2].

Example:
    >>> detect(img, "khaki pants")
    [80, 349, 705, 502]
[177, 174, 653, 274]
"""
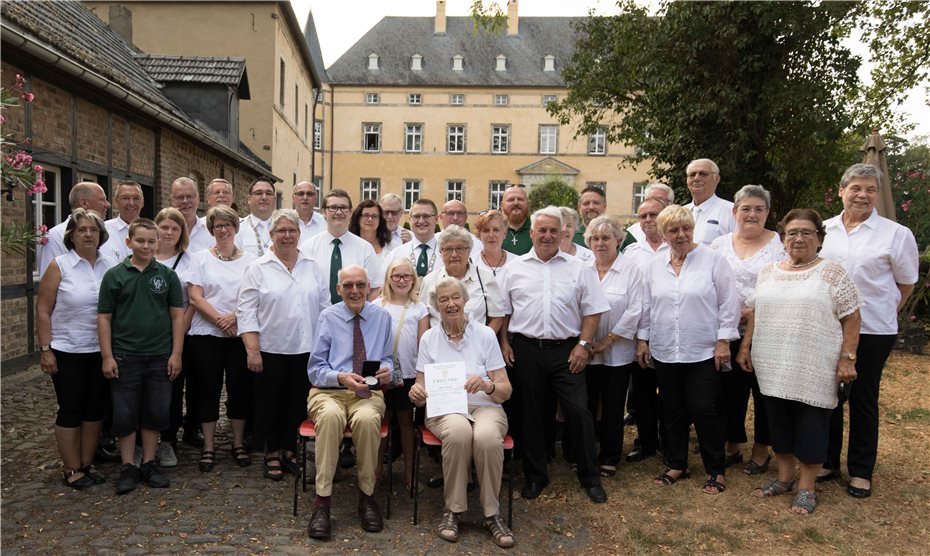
[426, 405, 508, 517]
[307, 388, 385, 497]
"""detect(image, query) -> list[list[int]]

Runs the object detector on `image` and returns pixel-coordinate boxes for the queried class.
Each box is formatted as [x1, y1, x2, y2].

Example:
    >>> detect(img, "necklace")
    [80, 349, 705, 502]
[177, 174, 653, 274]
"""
[787, 255, 820, 269]
[481, 249, 506, 269]
[213, 245, 239, 261]
[442, 320, 466, 340]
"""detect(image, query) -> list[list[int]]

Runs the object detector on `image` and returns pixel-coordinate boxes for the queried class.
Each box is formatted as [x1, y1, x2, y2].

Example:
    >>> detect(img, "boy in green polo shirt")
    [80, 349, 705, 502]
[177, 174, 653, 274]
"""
[98, 218, 185, 495]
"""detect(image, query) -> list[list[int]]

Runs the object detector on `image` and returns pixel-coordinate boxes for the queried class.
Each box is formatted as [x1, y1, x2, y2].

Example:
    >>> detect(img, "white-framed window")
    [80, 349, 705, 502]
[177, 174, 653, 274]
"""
[34, 164, 63, 234]
[543, 54, 556, 72]
[632, 182, 646, 212]
[542, 94, 557, 106]
[361, 178, 381, 201]
[368, 53, 380, 70]
[491, 125, 510, 154]
[304, 104, 309, 140]
[405, 124, 423, 152]
[488, 181, 508, 210]
[588, 127, 607, 155]
[403, 179, 421, 210]
[313, 120, 322, 150]
[315, 89, 324, 102]
[450, 93, 465, 106]
[365, 92, 380, 104]
[408, 93, 422, 105]
[452, 55, 464, 71]
[363, 123, 381, 152]
[446, 180, 464, 202]
[313, 177, 323, 208]
[411, 54, 423, 71]
[447, 125, 466, 153]
[494, 94, 509, 106]
[495, 55, 507, 72]
[539, 125, 558, 154]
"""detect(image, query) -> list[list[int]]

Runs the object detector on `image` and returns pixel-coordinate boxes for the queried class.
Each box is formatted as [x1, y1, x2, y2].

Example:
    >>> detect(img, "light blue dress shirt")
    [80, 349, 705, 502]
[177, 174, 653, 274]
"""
[307, 301, 395, 387]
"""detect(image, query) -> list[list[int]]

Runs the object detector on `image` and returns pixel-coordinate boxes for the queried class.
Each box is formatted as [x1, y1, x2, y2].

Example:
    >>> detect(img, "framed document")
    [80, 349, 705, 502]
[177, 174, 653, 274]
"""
[424, 361, 468, 419]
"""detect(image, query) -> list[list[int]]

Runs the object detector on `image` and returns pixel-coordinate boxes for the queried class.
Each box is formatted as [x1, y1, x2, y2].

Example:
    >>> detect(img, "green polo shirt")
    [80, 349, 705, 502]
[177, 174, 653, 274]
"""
[620, 229, 638, 251]
[573, 223, 587, 247]
[98, 257, 184, 355]
[502, 220, 532, 256]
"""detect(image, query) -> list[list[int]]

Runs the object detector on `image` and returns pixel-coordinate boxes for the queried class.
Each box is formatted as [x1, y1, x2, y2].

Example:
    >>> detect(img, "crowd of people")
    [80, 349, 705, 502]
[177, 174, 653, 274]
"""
[35, 160, 919, 546]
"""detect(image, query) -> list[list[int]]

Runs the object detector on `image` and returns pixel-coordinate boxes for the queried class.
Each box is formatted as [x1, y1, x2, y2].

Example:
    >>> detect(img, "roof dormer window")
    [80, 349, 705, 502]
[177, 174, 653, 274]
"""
[544, 54, 555, 72]
[452, 55, 464, 72]
[368, 53, 380, 71]
[411, 54, 423, 71]
[495, 55, 507, 72]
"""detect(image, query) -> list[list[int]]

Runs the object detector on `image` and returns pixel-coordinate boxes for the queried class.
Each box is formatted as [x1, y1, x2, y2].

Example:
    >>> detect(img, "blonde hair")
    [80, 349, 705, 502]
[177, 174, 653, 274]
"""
[655, 204, 694, 236]
[154, 207, 190, 252]
[380, 258, 420, 304]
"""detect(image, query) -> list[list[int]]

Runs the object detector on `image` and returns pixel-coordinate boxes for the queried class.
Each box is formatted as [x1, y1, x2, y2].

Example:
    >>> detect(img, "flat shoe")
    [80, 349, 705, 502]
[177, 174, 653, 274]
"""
[599, 464, 617, 477]
[81, 465, 106, 485]
[654, 468, 689, 486]
[307, 504, 332, 540]
[232, 446, 251, 468]
[790, 489, 817, 514]
[437, 510, 459, 542]
[724, 452, 743, 468]
[847, 484, 872, 498]
[62, 469, 94, 490]
[815, 470, 838, 483]
[263, 456, 283, 481]
[703, 476, 727, 494]
[743, 455, 771, 475]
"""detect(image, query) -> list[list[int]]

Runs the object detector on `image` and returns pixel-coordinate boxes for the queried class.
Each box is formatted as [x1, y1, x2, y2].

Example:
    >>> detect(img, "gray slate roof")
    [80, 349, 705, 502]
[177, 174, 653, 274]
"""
[302, 10, 329, 84]
[135, 54, 251, 99]
[327, 16, 582, 87]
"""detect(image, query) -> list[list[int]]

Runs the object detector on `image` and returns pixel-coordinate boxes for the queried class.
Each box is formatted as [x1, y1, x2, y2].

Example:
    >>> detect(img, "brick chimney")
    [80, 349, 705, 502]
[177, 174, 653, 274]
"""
[109, 4, 133, 44]
[435, 0, 446, 35]
[507, 0, 518, 36]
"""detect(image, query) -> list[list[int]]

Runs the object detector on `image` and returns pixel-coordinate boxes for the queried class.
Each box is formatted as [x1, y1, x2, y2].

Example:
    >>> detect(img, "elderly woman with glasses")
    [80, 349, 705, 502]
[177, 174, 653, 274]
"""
[238, 209, 329, 481]
[419, 225, 506, 333]
[37, 208, 116, 489]
[409, 277, 514, 548]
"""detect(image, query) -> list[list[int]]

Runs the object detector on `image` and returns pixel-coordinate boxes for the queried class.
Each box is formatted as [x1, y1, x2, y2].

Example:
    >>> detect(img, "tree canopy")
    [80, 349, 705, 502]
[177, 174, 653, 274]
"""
[528, 177, 579, 212]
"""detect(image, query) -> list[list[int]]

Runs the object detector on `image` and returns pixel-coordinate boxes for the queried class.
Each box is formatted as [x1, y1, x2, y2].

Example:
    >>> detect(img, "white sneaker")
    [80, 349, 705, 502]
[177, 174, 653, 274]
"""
[133, 445, 143, 467]
[157, 442, 178, 468]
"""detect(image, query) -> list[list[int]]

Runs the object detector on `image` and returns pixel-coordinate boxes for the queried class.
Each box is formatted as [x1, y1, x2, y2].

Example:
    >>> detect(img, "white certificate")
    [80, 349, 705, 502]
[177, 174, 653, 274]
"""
[424, 361, 469, 419]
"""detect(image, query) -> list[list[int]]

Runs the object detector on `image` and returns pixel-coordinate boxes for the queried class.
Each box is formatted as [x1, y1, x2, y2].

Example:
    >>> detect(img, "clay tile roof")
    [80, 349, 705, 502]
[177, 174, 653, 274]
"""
[134, 54, 250, 99]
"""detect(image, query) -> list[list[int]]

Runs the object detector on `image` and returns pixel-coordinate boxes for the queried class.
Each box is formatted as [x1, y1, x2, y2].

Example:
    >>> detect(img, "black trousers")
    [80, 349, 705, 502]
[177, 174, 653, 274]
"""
[511, 335, 600, 488]
[654, 358, 726, 477]
[188, 335, 252, 423]
[826, 334, 896, 480]
[724, 337, 770, 446]
[632, 363, 660, 452]
[162, 336, 198, 443]
[586, 362, 635, 466]
[253, 351, 310, 454]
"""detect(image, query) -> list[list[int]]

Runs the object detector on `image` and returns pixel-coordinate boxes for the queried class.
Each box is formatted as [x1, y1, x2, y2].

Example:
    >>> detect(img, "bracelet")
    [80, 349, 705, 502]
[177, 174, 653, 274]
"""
[488, 382, 496, 395]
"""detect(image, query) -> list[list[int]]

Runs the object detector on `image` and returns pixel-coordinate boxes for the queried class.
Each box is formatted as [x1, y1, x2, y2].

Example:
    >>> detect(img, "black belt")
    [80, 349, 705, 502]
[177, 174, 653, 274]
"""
[513, 334, 578, 349]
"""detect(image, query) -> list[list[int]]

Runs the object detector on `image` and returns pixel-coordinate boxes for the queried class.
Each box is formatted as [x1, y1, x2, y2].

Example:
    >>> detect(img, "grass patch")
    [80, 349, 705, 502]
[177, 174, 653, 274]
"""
[797, 526, 827, 544]
[901, 408, 930, 422]
[628, 526, 683, 551]
[697, 525, 743, 551]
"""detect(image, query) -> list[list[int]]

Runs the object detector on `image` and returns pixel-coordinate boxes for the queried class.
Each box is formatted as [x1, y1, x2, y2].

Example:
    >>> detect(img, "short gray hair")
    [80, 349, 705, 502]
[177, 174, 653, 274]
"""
[686, 158, 720, 175]
[207, 179, 232, 195]
[68, 182, 103, 208]
[428, 277, 470, 312]
[840, 163, 882, 189]
[733, 184, 771, 210]
[437, 225, 474, 251]
[583, 215, 624, 247]
[645, 182, 674, 203]
[530, 205, 564, 229]
[380, 193, 403, 206]
[558, 207, 580, 229]
[270, 208, 300, 232]
[338, 264, 369, 284]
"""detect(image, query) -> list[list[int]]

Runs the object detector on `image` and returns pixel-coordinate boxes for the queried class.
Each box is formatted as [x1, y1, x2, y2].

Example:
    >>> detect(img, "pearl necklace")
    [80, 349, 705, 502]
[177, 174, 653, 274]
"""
[442, 320, 466, 340]
[787, 256, 820, 269]
[213, 245, 239, 261]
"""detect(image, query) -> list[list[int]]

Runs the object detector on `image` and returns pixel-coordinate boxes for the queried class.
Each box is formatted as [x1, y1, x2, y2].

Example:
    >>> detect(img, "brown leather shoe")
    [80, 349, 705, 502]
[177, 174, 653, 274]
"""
[357, 495, 384, 532]
[307, 504, 332, 540]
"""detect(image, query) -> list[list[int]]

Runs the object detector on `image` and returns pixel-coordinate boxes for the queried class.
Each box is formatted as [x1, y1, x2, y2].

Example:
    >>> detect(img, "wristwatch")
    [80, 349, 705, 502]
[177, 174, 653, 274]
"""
[578, 340, 593, 352]
[843, 352, 857, 361]
[39, 345, 51, 353]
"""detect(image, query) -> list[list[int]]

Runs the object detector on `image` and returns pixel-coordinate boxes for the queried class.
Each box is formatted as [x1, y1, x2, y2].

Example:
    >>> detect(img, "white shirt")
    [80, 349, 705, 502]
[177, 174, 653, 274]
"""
[626, 222, 646, 244]
[570, 244, 595, 263]
[821, 209, 919, 335]
[685, 194, 735, 245]
[710, 232, 786, 307]
[38, 218, 69, 278]
[299, 230, 384, 289]
[187, 249, 258, 337]
[236, 214, 272, 257]
[622, 240, 669, 272]
[474, 249, 518, 279]
[49, 250, 117, 353]
[589, 254, 644, 366]
[416, 320, 506, 409]
[237, 250, 329, 354]
[420, 263, 505, 327]
[103, 216, 133, 261]
[188, 216, 213, 254]
[155, 251, 194, 307]
[386, 235, 443, 276]
[299, 211, 327, 239]
[382, 301, 429, 379]
[502, 249, 610, 339]
[639, 244, 741, 363]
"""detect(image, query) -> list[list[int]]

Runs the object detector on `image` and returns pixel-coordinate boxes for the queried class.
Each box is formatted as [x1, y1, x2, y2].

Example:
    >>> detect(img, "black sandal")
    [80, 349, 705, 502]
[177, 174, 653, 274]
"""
[743, 455, 771, 475]
[599, 464, 618, 477]
[280, 454, 300, 475]
[62, 468, 94, 490]
[263, 456, 283, 481]
[232, 446, 251, 468]
[654, 468, 690, 485]
[703, 476, 727, 494]
[199, 450, 216, 472]
[81, 464, 106, 484]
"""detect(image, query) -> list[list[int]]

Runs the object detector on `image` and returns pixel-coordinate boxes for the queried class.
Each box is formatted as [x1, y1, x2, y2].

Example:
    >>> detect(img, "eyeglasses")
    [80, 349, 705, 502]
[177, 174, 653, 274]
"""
[172, 194, 196, 202]
[360, 213, 380, 220]
[686, 170, 716, 179]
[326, 205, 351, 214]
[638, 211, 660, 220]
[294, 191, 317, 198]
[391, 274, 414, 282]
[340, 281, 369, 290]
[117, 196, 142, 203]
[441, 246, 469, 254]
[273, 228, 299, 236]
[250, 191, 275, 197]
[213, 223, 235, 231]
[410, 213, 436, 220]
[76, 227, 100, 235]
[382, 209, 401, 217]
[442, 210, 466, 218]
[784, 229, 817, 239]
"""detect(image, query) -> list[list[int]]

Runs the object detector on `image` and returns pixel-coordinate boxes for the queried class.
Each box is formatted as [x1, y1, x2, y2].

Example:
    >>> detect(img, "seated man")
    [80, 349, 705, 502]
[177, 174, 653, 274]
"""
[306, 265, 394, 540]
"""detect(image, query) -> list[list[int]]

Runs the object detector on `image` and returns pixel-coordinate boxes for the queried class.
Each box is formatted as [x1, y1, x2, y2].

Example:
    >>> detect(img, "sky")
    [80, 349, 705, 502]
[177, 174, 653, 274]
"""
[291, 0, 929, 141]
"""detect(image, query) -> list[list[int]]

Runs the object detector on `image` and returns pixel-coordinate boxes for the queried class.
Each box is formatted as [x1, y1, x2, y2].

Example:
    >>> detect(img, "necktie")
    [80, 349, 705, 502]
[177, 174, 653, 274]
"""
[330, 238, 342, 304]
[416, 244, 429, 277]
[352, 314, 367, 375]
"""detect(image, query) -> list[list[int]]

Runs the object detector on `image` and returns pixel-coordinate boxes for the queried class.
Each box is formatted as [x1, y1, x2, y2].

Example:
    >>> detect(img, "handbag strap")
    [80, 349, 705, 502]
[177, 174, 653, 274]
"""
[393, 302, 410, 354]
[474, 265, 489, 325]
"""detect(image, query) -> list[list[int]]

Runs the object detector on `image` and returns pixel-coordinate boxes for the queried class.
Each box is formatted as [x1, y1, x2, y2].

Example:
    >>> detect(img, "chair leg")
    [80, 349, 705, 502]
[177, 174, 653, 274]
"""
[386, 428, 392, 520]
[412, 434, 420, 525]
[293, 434, 302, 517]
[507, 448, 513, 529]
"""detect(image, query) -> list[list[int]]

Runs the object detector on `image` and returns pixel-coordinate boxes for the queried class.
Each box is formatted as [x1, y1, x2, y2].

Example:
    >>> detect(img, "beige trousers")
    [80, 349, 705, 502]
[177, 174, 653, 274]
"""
[426, 404, 508, 517]
[307, 388, 385, 497]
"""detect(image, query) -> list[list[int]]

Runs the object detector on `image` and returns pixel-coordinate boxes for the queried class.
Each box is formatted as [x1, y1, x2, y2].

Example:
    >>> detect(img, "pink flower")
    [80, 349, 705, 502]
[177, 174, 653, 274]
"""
[38, 224, 48, 234]
[15, 74, 24, 85]
[901, 200, 912, 212]
[21, 92, 34, 103]
[0, 114, 5, 125]
[37, 237, 49, 246]
[9, 151, 33, 169]
[911, 314, 918, 322]
[31, 180, 47, 195]
[33, 164, 43, 174]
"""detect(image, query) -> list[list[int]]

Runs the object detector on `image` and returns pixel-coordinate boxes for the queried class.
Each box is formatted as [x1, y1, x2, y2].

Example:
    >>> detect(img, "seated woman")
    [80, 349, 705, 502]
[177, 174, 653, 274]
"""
[409, 277, 514, 548]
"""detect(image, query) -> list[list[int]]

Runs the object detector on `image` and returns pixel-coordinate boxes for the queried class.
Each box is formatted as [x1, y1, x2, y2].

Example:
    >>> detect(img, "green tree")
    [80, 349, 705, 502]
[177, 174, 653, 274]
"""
[528, 177, 579, 212]
[551, 0, 862, 218]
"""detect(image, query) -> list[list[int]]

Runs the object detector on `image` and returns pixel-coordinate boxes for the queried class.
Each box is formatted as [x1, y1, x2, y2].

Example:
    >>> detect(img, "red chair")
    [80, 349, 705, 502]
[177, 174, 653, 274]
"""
[412, 425, 514, 528]
[293, 419, 391, 518]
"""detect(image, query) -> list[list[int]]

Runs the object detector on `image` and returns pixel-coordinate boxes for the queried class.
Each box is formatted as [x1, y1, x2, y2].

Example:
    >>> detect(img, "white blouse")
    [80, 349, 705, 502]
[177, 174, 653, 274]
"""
[187, 249, 258, 337]
[474, 249, 518, 280]
[50, 250, 116, 353]
[639, 244, 741, 363]
[419, 263, 505, 327]
[749, 260, 863, 408]
[711, 232, 786, 307]
[416, 320, 506, 410]
[589, 254, 644, 366]
[383, 301, 429, 380]
[155, 251, 193, 307]
[237, 251, 329, 354]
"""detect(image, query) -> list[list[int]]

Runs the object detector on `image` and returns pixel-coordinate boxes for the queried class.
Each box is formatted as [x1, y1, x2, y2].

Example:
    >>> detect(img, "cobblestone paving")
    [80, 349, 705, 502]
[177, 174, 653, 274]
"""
[1, 367, 595, 554]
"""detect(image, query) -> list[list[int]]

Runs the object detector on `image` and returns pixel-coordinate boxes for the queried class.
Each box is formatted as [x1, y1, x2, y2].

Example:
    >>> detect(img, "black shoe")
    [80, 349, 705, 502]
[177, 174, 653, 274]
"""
[115, 463, 140, 495]
[339, 439, 356, 468]
[521, 480, 548, 499]
[95, 438, 121, 463]
[847, 483, 872, 498]
[357, 495, 384, 532]
[140, 460, 169, 488]
[623, 412, 636, 426]
[427, 475, 444, 488]
[62, 469, 94, 490]
[626, 447, 656, 463]
[815, 470, 839, 483]
[307, 504, 332, 540]
[182, 430, 204, 448]
[585, 484, 608, 503]
[80, 464, 107, 485]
